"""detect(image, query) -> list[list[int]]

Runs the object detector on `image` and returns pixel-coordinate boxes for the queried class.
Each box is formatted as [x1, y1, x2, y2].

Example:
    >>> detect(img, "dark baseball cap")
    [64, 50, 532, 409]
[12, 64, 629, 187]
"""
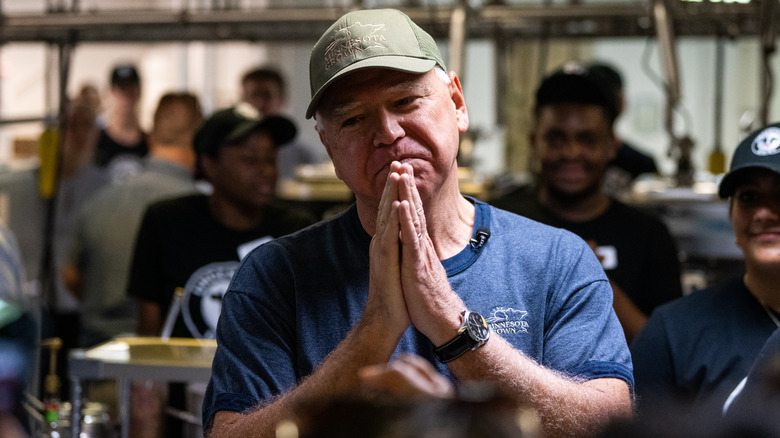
[718, 122, 780, 198]
[110, 64, 140, 87]
[193, 103, 297, 157]
[306, 8, 447, 119]
[535, 63, 619, 123]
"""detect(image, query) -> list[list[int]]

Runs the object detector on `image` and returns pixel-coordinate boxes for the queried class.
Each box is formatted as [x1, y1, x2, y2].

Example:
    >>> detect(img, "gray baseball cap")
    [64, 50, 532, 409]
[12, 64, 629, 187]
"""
[306, 8, 447, 119]
[719, 122, 780, 198]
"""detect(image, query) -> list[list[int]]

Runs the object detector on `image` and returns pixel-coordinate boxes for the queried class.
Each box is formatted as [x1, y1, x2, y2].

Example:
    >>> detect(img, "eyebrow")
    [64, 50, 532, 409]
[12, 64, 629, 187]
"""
[327, 75, 433, 120]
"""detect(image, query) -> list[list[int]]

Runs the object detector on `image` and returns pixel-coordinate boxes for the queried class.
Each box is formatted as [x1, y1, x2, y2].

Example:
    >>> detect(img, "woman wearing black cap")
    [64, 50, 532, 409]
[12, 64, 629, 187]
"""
[630, 123, 780, 421]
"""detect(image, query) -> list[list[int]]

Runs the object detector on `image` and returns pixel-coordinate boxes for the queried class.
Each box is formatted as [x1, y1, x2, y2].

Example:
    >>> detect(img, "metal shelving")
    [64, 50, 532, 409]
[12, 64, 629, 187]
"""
[0, 0, 772, 43]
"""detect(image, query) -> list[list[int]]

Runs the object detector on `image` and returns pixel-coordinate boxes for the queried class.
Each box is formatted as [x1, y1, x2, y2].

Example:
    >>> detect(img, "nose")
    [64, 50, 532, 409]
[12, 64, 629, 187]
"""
[557, 139, 584, 160]
[373, 108, 404, 148]
[753, 198, 780, 223]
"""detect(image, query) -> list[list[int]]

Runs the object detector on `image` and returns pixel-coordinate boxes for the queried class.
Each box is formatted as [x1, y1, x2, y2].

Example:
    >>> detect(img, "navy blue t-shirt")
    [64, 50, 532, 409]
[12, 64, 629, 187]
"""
[631, 276, 778, 415]
[203, 199, 633, 427]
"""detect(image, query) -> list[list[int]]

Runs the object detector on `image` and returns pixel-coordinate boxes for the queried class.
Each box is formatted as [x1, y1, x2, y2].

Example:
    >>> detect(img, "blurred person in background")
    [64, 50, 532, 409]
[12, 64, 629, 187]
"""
[631, 122, 780, 418]
[128, 105, 315, 438]
[289, 354, 536, 438]
[0, 95, 109, 391]
[240, 66, 325, 182]
[724, 327, 780, 418]
[491, 64, 682, 342]
[64, 92, 203, 348]
[586, 62, 658, 198]
[62, 91, 203, 438]
[95, 63, 148, 183]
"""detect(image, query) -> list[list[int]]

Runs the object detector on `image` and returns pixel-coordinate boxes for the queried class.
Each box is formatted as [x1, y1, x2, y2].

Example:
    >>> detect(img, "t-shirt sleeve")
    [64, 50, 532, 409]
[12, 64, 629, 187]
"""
[202, 241, 298, 429]
[542, 232, 634, 387]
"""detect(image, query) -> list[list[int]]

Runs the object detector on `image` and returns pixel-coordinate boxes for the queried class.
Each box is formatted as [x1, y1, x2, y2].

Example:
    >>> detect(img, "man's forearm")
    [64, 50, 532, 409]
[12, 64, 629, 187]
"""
[207, 317, 402, 438]
[447, 335, 632, 438]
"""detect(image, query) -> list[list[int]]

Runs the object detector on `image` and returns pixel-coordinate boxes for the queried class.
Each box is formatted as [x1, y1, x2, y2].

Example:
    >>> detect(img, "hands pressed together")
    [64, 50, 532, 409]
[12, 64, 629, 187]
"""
[366, 161, 465, 346]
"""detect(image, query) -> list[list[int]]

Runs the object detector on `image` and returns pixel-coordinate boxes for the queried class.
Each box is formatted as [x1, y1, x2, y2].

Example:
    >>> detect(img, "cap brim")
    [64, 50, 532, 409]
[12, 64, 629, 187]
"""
[718, 164, 780, 198]
[305, 56, 437, 119]
[226, 116, 297, 147]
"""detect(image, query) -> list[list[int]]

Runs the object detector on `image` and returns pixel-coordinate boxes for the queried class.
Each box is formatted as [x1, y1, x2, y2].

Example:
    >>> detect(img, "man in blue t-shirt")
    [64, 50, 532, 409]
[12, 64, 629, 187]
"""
[203, 9, 633, 438]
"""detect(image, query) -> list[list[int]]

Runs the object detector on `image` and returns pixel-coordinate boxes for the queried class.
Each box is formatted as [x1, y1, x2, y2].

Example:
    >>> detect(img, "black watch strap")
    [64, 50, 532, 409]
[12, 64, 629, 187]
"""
[433, 330, 476, 363]
[433, 310, 490, 363]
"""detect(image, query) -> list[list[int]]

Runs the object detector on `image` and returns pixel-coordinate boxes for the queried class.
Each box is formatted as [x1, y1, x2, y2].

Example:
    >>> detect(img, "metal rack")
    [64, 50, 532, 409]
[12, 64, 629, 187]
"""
[0, 0, 772, 43]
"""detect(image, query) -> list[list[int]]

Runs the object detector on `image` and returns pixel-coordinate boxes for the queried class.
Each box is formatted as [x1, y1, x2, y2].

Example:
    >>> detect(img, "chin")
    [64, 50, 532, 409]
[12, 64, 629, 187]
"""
[549, 185, 595, 202]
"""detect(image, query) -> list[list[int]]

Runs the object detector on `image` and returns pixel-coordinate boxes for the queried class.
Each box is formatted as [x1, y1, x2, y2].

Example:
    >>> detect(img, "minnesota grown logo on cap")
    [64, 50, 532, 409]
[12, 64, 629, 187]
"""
[306, 9, 445, 119]
[324, 22, 387, 71]
[752, 127, 780, 156]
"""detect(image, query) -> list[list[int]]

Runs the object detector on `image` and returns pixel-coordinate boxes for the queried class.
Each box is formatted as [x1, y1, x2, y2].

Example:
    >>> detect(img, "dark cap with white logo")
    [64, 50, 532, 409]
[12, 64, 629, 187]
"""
[719, 122, 780, 198]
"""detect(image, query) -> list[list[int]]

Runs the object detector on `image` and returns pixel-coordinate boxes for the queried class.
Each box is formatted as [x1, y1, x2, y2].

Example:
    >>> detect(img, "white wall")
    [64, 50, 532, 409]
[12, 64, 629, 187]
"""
[592, 36, 772, 178]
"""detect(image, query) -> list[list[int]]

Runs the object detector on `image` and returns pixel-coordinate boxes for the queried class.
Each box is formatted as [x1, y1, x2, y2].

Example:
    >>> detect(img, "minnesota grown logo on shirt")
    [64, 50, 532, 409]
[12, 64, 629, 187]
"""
[486, 307, 529, 335]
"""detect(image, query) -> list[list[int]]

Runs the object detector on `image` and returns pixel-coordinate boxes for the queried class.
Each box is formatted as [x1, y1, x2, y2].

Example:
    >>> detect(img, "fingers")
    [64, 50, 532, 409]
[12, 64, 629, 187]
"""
[359, 354, 455, 400]
[376, 167, 401, 235]
[390, 354, 454, 397]
[391, 162, 426, 243]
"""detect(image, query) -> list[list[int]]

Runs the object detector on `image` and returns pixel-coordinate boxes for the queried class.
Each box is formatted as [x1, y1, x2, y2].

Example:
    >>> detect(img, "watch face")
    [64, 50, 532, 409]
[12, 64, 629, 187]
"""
[466, 312, 490, 342]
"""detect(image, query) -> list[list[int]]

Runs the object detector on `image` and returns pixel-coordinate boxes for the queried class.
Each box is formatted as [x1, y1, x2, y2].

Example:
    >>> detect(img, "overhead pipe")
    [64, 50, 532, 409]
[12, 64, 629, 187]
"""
[0, 2, 762, 43]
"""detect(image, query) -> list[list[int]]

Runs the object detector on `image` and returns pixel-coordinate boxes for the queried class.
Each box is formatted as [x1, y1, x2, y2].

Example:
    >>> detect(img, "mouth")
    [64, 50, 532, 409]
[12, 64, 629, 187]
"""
[750, 230, 780, 242]
[376, 157, 418, 176]
[552, 163, 587, 183]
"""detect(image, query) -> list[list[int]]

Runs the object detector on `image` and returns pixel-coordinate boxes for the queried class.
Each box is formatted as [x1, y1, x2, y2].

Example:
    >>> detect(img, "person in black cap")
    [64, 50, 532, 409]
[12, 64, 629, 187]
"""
[125, 104, 315, 437]
[128, 103, 314, 340]
[630, 122, 780, 419]
[94, 63, 149, 182]
[491, 63, 682, 343]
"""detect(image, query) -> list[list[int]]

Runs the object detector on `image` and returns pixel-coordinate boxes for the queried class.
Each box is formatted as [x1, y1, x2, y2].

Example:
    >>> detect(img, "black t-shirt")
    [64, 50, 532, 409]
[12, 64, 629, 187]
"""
[94, 129, 149, 166]
[611, 141, 658, 179]
[94, 129, 149, 182]
[127, 194, 316, 338]
[491, 186, 682, 315]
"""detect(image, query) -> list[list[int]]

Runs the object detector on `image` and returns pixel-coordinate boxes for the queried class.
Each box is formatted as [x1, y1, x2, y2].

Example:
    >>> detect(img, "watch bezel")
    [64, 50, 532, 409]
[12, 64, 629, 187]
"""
[464, 311, 490, 345]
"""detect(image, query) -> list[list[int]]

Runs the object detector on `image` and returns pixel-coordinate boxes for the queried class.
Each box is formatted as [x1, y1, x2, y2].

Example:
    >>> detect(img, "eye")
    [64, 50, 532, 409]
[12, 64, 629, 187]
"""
[736, 189, 758, 204]
[341, 115, 364, 128]
[395, 96, 418, 107]
[544, 132, 565, 147]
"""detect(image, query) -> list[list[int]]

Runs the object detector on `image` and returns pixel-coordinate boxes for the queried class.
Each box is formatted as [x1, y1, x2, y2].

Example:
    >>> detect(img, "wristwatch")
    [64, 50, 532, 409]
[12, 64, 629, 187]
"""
[433, 310, 491, 363]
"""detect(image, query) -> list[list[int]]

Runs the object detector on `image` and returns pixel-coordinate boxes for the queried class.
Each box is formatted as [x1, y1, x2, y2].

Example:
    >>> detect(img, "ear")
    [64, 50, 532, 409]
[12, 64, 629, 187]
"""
[448, 72, 469, 134]
[316, 125, 343, 181]
[200, 155, 217, 182]
[528, 124, 541, 156]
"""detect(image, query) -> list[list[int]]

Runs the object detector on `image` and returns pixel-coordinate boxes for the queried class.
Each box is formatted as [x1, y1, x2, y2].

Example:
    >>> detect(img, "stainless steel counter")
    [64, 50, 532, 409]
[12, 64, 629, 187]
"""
[68, 337, 216, 438]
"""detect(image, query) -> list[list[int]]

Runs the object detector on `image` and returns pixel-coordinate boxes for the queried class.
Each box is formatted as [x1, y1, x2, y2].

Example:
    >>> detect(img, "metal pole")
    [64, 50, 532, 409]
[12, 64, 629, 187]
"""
[449, 0, 468, 80]
[759, 0, 776, 126]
